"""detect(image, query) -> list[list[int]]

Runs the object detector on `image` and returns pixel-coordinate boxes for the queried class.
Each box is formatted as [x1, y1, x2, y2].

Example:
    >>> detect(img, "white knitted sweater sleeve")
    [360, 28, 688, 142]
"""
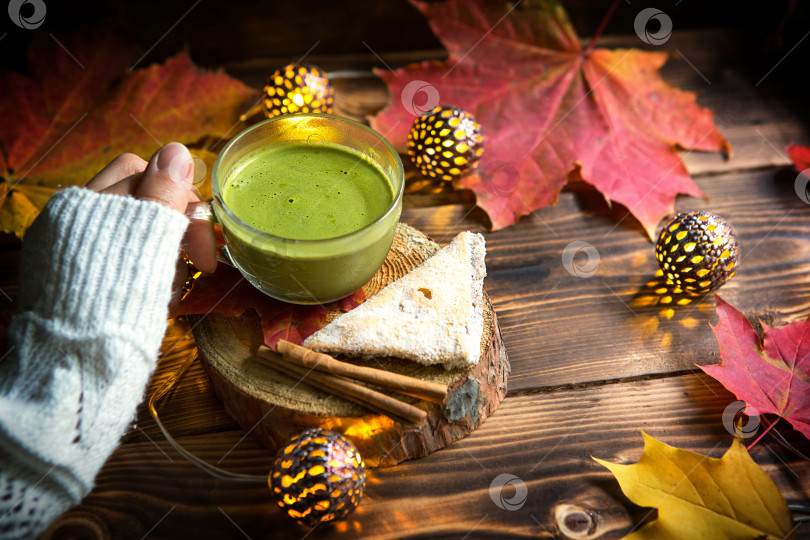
[0, 187, 188, 539]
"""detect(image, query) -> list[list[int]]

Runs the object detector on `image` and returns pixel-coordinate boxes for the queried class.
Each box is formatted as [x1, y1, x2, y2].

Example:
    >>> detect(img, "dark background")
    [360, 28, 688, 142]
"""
[1, 0, 808, 85]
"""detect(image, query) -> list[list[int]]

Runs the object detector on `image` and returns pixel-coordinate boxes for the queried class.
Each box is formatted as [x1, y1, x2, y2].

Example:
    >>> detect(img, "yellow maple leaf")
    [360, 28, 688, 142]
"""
[593, 432, 794, 540]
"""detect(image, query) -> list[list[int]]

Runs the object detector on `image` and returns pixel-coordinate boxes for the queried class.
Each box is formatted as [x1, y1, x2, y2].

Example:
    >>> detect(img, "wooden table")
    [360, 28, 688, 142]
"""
[2, 25, 808, 540]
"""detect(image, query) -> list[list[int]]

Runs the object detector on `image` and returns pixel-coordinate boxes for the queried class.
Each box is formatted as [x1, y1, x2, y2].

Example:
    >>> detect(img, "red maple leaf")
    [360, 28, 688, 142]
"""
[0, 30, 256, 237]
[701, 295, 810, 440]
[371, 0, 729, 238]
[787, 143, 810, 172]
[171, 265, 366, 350]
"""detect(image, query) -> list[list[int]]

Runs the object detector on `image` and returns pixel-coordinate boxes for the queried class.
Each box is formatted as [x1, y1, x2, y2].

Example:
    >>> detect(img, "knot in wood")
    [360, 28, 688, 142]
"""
[44, 511, 108, 540]
[554, 503, 597, 539]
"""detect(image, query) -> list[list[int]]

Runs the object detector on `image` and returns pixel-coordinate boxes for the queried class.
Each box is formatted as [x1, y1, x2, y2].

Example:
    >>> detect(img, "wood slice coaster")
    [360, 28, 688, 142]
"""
[191, 223, 509, 467]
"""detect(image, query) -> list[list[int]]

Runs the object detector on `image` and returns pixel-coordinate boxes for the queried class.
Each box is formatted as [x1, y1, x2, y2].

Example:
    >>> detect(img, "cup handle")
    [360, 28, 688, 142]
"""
[184, 201, 234, 267]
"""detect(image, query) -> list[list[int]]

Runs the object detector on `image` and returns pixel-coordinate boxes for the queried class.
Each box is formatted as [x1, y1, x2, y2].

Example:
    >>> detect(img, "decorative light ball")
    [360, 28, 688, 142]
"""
[655, 211, 740, 295]
[270, 429, 365, 527]
[407, 105, 483, 181]
[261, 63, 334, 119]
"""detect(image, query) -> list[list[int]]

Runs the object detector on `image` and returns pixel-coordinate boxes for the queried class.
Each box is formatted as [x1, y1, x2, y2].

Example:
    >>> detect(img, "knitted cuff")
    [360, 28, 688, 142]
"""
[0, 187, 188, 502]
[16, 187, 188, 334]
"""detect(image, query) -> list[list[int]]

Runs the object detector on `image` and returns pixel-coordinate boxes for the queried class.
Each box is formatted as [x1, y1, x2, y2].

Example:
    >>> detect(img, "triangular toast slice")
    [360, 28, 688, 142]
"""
[303, 232, 486, 368]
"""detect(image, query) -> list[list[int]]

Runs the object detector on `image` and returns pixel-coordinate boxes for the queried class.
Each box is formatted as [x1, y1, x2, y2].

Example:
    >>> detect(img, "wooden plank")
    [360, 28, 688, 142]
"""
[647, 31, 810, 176]
[48, 374, 810, 539]
[42, 0, 758, 75]
[400, 167, 810, 391]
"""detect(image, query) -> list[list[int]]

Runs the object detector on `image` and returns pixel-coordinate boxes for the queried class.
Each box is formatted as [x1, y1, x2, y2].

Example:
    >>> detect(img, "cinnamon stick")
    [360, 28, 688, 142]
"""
[254, 351, 428, 425]
[273, 340, 448, 404]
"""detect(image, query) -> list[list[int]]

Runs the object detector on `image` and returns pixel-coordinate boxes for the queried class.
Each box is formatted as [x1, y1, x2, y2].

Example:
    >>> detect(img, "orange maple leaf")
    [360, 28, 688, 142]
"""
[0, 31, 256, 237]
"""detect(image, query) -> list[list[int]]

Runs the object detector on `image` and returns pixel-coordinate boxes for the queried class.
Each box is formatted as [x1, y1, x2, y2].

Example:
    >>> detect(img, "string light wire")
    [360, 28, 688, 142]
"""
[148, 351, 266, 483]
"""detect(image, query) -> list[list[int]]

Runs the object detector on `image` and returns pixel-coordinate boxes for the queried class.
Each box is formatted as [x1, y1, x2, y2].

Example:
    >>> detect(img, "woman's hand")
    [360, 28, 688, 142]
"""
[85, 142, 217, 304]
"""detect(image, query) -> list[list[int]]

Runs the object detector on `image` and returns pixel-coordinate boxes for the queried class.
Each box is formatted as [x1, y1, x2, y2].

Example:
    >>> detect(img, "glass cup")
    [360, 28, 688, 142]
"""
[188, 114, 404, 305]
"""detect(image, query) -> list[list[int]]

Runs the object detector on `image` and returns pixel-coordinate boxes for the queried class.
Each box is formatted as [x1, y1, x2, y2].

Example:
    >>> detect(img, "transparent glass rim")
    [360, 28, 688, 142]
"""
[211, 113, 405, 245]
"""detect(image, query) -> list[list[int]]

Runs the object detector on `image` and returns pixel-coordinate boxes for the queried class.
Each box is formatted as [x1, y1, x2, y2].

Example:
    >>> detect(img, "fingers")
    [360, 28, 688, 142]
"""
[97, 172, 141, 197]
[89, 143, 218, 273]
[169, 257, 189, 309]
[86, 153, 147, 192]
[182, 190, 217, 273]
[183, 219, 217, 273]
[135, 142, 194, 213]
[100, 175, 203, 201]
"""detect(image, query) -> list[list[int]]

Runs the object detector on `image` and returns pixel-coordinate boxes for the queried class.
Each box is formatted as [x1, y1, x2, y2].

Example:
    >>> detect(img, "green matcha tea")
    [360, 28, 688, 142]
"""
[211, 114, 404, 305]
[223, 143, 394, 240]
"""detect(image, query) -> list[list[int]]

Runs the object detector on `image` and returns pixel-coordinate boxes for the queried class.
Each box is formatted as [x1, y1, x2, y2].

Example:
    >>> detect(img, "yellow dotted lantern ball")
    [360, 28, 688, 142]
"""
[655, 211, 740, 295]
[261, 63, 334, 118]
[270, 429, 365, 527]
[407, 105, 483, 181]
